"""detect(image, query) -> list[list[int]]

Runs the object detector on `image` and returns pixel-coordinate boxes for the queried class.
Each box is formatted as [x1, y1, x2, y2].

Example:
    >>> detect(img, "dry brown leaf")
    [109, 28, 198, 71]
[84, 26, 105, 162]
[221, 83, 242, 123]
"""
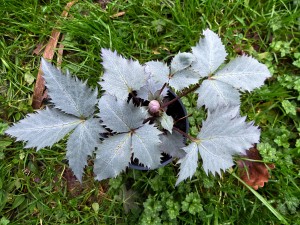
[237, 146, 275, 190]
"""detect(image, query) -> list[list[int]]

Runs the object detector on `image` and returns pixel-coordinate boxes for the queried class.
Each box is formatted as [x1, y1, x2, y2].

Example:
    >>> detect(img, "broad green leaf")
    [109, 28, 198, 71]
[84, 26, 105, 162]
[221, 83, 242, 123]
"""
[98, 95, 147, 132]
[281, 100, 297, 115]
[100, 49, 148, 100]
[176, 106, 260, 184]
[132, 124, 162, 168]
[42, 58, 98, 118]
[213, 55, 271, 91]
[176, 143, 198, 186]
[12, 195, 25, 209]
[169, 68, 199, 91]
[94, 133, 132, 181]
[159, 131, 186, 159]
[171, 52, 196, 74]
[5, 107, 81, 150]
[159, 112, 174, 133]
[196, 79, 240, 109]
[191, 29, 227, 77]
[67, 118, 106, 182]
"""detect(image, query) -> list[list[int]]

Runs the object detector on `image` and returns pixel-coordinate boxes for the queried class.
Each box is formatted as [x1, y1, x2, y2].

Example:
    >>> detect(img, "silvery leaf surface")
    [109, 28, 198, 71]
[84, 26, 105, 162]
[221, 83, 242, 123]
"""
[196, 79, 240, 109]
[213, 55, 271, 92]
[159, 131, 186, 159]
[137, 74, 168, 100]
[132, 124, 162, 169]
[175, 143, 198, 186]
[99, 49, 148, 100]
[191, 29, 227, 77]
[176, 106, 260, 184]
[171, 52, 196, 74]
[5, 107, 81, 150]
[169, 68, 200, 91]
[145, 61, 170, 85]
[94, 133, 132, 181]
[198, 106, 260, 175]
[41, 58, 98, 118]
[159, 112, 174, 134]
[67, 118, 106, 182]
[98, 95, 147, 133]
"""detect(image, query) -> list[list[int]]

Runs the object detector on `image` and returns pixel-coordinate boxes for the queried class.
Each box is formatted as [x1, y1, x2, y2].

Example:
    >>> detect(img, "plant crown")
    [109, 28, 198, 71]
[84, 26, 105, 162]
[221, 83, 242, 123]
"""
[5, 29, 271, 185]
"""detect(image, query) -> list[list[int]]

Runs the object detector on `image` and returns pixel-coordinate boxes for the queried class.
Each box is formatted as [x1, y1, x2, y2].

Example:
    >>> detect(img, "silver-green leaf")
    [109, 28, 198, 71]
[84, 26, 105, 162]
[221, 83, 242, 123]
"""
[159, 112, 174, 133]
[94, 133, 132, 181]
[132, 124, 162, 168]
[67, 118, 105, 182]
[171, 52, 196, 74]
[98, 95, 147, 133]
[169, 68, 199, 91]
[176, 106, 260, 185]
[5, 107, 81, 150]
[42, 58, 98, 118]
[145, 61, 169, 85]
[196, 79, 240, 109]
[191, 29, 227, 77]
[100, 49, 148, 100]
[176, 143, 198, 186]
[159, 131, 186, 159]
[213, 55, 271, 92]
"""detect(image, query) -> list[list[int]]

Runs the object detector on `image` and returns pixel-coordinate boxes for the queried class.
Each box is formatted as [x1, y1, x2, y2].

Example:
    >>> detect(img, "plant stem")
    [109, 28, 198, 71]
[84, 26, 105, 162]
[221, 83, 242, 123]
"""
[161, 83, 200, 108]
[173, 126, 198, 142]
[159, 83, 167, 96]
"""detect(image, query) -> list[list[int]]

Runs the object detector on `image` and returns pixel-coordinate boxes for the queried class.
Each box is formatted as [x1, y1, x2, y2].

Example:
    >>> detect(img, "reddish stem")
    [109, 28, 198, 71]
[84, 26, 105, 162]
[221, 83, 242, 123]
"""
[161, 83, 200, 108]
[173, 126, 198, 142]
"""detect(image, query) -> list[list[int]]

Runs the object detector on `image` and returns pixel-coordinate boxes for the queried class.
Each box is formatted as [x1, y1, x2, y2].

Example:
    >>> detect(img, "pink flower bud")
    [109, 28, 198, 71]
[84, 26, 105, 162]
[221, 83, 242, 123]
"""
[148, 100, 161, 113]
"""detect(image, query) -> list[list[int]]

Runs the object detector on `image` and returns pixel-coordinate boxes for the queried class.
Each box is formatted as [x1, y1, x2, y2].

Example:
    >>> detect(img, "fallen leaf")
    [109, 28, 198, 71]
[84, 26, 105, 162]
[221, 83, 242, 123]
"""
[237, 146, 275, 190]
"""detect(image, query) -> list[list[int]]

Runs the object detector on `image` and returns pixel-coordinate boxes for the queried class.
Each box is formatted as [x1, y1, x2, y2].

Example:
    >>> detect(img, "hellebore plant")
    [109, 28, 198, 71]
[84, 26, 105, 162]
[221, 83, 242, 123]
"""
[6, 29, 271, 185]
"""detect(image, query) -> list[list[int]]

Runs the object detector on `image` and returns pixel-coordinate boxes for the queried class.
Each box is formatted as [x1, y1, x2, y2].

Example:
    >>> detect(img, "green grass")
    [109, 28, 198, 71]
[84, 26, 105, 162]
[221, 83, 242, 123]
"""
[1, 0, 299, 224]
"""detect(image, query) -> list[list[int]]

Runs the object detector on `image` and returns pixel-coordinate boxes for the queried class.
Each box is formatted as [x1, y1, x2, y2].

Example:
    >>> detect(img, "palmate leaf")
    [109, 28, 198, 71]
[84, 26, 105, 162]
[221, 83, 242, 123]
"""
[196, 79, 240, 109]
[176, 106, 260, 185]
[191, 29, 227, 77]
[94, 123, 162, 180]
[5, 107, 81, 150]
[94, 133, 132, 181]
[191, 30, 271, 110]
[213, 55, 271, 91]
[100, 49, 148, 100]
[98, 95, 147, 132]
[41, 58, 98, 118]
[67, 118, 105, 182]
[132, 124, 162, 168]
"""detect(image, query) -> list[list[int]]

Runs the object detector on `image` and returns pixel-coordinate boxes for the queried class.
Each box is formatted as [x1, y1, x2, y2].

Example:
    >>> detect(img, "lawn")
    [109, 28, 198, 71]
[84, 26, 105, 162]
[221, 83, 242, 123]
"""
[0, 0, 299, 224]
